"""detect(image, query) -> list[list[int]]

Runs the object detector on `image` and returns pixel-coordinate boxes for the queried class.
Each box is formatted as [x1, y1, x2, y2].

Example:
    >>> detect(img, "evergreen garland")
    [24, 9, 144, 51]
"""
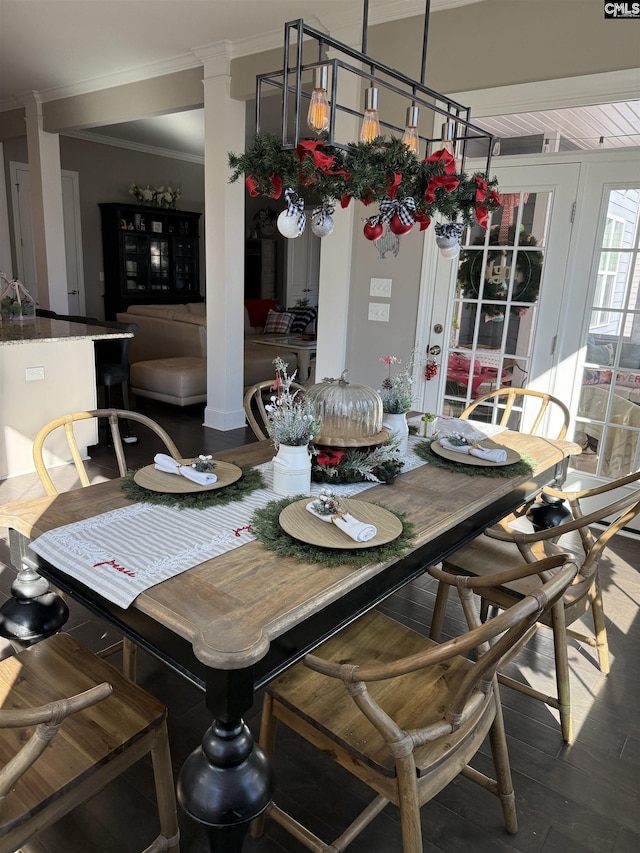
[229, 134, 501, 229]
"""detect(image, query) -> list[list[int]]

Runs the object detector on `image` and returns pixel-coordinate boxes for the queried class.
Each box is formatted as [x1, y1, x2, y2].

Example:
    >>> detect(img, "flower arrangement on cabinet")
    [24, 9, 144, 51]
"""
[129, 184, 181, 209]
[265, 358, 322, 447]
[379, 354, 414, 414]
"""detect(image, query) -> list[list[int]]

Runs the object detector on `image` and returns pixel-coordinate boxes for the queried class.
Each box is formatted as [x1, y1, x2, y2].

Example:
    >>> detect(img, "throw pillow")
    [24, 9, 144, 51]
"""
[263, 310, 294, 334]
[287, 306, 317, 334]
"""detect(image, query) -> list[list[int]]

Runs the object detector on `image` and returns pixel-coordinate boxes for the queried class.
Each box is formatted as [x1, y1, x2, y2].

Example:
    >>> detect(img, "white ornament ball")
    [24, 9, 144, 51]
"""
[439, 244, 461, 259]
[311, 214, 334, 238]
[277, 210, 301, 239]
[435, 234, 459, 249]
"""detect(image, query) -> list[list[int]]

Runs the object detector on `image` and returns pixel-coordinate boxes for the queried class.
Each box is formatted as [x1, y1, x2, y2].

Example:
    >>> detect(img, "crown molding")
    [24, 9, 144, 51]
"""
[63, 129, 204, 165]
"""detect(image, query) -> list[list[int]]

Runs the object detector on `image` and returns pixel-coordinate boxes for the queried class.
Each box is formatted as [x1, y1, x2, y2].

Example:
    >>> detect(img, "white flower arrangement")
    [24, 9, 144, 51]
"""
[265, 358, 322, 447]
[129, 184, 181, 209]
[379, 353, 415, 414]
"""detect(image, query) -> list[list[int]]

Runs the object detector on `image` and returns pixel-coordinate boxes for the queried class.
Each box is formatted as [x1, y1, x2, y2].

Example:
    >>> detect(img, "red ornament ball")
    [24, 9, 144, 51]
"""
[389, 214, 413, 236]
[363, 221, 383, 241]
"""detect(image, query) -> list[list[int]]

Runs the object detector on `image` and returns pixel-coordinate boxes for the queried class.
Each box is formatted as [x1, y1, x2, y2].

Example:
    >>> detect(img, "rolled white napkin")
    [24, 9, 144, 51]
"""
[439, 438, 507, 463]
[153, 453, 218, 486]
[306, 503, 377, 542]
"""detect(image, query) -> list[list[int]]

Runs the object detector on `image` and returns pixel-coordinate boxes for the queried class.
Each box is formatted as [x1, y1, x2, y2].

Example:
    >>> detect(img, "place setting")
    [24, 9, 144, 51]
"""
[250, 488, 414, 569]
[121, 453, 265, 507]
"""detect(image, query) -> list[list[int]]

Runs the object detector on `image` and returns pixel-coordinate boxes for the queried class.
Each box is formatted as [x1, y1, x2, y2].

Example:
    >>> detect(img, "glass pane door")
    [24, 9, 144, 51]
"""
[419, 162, 580, 437]
[443, 189, 549, 426]
[572, 188, 640, 478]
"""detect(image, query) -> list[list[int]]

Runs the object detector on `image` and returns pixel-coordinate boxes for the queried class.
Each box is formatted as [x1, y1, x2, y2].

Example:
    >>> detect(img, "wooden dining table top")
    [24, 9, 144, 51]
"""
[0, 433, 580, 676]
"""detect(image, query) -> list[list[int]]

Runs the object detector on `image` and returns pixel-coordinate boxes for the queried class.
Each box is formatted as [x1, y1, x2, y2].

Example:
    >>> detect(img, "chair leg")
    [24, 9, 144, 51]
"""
[395, 754, 423, 853]
[429, 578, 450, 641]
[150, 720, 181, 851]
[550, 600, 573, 743]
[122, 637, 138, 681]
[251, 693, 278, 839]
[487, 687, 517, 834]
[590, 574, 610, 674]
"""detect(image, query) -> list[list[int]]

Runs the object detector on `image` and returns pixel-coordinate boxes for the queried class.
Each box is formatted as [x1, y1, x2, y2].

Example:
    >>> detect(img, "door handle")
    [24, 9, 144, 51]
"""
[67, 290, 78, 295]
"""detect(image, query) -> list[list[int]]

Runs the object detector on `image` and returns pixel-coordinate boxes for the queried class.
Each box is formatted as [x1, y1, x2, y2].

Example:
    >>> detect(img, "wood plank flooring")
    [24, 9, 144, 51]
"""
[0, 399, 638, 853]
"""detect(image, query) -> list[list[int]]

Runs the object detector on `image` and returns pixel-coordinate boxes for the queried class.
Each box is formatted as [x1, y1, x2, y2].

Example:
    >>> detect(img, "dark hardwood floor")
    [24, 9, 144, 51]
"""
[0, 399, 638, 853]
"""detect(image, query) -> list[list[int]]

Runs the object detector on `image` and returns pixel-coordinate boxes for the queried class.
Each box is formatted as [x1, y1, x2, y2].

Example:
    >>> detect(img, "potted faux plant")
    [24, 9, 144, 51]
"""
[265, 358, 321, 496]
[379, 354, 414, 458]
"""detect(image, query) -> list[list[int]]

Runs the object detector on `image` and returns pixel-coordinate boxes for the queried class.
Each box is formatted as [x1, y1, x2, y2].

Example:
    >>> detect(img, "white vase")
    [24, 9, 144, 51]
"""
[382, 412, 409, 459]
[272, 443, 312, 496]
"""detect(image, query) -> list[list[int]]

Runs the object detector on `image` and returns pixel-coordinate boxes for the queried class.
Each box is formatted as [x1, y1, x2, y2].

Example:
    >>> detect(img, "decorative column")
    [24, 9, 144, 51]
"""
[21, 92, 68, 313]
[195, 43, 247, 431]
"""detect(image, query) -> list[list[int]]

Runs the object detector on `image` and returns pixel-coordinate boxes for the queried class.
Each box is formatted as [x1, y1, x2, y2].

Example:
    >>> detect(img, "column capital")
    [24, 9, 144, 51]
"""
[192, 41, 233, 79]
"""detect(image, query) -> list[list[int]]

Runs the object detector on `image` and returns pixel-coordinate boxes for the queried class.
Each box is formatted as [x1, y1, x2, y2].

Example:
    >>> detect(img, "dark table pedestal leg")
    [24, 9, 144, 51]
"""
[177, 719, 274, 852]
[0, 534, 69, 650]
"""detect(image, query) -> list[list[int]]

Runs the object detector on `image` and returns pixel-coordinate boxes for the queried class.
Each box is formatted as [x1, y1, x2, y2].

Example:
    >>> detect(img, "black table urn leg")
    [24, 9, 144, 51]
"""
[0, 560, 69, 649]
[177, 718, 274, 853]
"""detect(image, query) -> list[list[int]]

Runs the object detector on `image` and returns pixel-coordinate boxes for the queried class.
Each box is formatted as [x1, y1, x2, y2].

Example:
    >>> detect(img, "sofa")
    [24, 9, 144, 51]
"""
[116, 302, 301, 406]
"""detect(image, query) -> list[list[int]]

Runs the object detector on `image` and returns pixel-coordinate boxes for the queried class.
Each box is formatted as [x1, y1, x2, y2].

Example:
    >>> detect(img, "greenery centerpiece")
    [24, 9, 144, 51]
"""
[267, 358, 321, 497]
[129, 184, 181, 209]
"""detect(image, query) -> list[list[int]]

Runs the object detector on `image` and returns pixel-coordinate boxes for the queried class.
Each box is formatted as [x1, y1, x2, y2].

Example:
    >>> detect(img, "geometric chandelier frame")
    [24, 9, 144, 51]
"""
[255, 1, 495, 174]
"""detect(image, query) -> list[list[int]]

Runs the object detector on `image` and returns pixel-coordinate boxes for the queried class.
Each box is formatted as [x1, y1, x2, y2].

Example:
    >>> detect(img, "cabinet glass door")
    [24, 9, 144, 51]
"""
[122, 233, 148, 293]
[149, 237, 170, 291]
[174, 238, 197, 292]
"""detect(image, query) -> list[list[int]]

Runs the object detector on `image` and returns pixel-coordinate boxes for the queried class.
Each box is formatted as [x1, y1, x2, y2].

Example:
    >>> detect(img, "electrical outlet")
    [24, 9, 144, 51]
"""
[368, 302, 390, 322]
[369, 277, 392, 298]
[25, 366, 45, 381]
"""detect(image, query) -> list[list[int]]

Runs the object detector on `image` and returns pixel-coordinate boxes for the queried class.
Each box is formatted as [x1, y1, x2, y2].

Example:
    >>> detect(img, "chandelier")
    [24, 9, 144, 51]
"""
[228, 0, 501, 253]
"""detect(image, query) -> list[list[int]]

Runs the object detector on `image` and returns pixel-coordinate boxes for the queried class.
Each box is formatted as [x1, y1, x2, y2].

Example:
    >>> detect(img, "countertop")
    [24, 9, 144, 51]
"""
[0, 317, 133, 346]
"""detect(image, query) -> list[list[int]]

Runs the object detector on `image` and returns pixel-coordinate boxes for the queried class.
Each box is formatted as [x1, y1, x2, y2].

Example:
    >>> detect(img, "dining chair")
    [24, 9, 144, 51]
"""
[459, 386, 571, 440]
[252, 555, 578, 853]
[0, 631, 179, 853]
[32, 408, 181, 679]
[429, 470, 640, 743]
[243, 379, 305, 441]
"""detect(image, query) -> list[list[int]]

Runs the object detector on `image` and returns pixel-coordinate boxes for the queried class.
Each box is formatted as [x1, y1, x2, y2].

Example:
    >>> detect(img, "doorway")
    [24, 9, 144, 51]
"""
[9, 162, 86, 315]
[417, 159, 580, 441]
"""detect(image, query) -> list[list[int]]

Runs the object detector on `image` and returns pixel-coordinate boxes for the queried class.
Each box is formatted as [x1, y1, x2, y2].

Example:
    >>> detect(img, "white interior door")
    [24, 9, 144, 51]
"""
[416, 160, 580, 438]
[9, 162, 85, 314]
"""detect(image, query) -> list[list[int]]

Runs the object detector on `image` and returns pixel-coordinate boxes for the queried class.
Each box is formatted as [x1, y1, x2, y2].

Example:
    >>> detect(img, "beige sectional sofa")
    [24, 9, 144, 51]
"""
[116, 303, 299, 406]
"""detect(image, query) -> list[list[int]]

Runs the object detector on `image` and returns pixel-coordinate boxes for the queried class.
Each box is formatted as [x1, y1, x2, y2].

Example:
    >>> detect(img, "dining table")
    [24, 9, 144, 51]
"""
[0, 430, 579, 852]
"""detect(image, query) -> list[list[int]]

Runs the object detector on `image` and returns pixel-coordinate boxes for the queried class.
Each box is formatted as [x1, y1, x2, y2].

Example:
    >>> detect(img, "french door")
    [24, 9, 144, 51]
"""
[416, 161, 580, 439]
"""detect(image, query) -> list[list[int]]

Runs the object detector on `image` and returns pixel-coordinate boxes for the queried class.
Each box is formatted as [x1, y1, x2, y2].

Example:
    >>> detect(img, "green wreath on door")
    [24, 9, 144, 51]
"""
[457, 225, 543, 319]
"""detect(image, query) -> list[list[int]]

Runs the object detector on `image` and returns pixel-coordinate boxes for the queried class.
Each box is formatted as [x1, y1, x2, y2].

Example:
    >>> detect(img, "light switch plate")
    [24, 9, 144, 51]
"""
[368, 302, 390, 322]
[369, 277, 392, 297]
[25, 366, 45, 381]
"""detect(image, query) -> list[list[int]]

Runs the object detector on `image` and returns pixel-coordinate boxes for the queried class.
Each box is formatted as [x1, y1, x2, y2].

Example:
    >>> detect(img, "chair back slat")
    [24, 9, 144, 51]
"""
[460, 387, 570, 440]
[33, 408, 181, 495]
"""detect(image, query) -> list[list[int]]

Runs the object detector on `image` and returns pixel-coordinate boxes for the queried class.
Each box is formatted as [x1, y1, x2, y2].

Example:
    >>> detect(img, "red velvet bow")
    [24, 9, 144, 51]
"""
[246, 174, 282, 199]
[316, 450, 344, 467]
[387, 171, 402, 200]
[423, 148, 457, 175]
[475, 205, 489, 229]
[474, 176, 487, 202]
[424, 174, 460, 204]
[414, 212, 432, 231]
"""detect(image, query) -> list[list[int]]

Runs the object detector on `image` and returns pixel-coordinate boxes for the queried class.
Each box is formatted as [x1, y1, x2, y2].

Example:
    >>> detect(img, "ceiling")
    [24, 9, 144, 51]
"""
[1, 0, 637, 159]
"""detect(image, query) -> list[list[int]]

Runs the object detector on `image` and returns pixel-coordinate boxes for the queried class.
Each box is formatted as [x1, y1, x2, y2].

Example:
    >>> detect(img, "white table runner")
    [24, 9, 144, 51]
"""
[30, 445, 428, 608]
